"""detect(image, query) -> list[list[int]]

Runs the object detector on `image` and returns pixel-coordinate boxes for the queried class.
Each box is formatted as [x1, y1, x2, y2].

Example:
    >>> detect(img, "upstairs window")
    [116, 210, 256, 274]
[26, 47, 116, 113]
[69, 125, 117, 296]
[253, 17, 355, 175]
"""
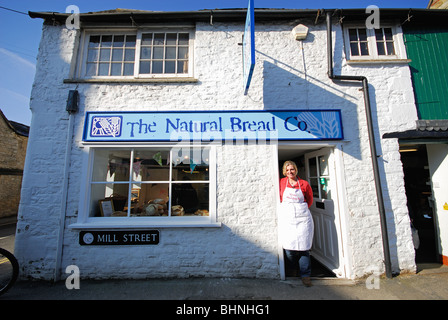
[78, 29, 194, 79]
[344, 25, 406, 61]
[86, 34, 136, 77]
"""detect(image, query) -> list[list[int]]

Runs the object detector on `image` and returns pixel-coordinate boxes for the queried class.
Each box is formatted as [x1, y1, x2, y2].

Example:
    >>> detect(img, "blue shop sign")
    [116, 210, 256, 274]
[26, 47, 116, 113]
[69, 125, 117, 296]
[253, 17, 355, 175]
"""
[82, 110, 343, 142]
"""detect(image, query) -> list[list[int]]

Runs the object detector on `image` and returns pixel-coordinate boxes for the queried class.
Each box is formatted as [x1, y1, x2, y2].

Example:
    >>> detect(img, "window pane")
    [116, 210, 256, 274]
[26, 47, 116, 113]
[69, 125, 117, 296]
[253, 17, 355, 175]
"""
[177, 60, 188, 73]
[98, 63, 110, 76]
[86, 63, 97, 76]
[132, 149, 170, 181]
[100, 48, 111, 61]
[358, 29, 368, 42]
[178, 47, 188, 59]
[154, 33, 165, 45]
[110, 63, 122, 76]
[171, 147, 209, 181]
[112, 48, 123, 61]
[125, 35, 136, 47]
[375, 28, 384, 41]
[123, 63, 134, 76]
[124, 49, 135, 61]
[309, 178, 319, 198]
[178, 33, 189, 45]
[318, 154, 329, 176]
[348, 29, 358, 41]
[101, 35, 113, 47]
[89, 35, 101, 47]
[153, 47, 164, 59]
[140, 61, 151, 74]
[386, 42, 395, 55]
[90, 183, 129, 217]
[384, 28, 393, 40]
[92, 149, 131, 182]
[141, 33, 152, 46]
[165, 61, 175, 73]
[308, 157, 317, 177]
[87, 49, 99, 62]
[166, 47, 176, 59]
[113, 35, 124, 47]
[140, 47, 151, 59]
[350, 43, 359, 56]
[166, 33, 177, 45]
[152, 61, 163, 73]
[360, 42, 369, 55]
[319, 177, 331, 200]
[132, 183, 169, 216]
[377, 42, 386, 55]
[172, 183, 209, 215]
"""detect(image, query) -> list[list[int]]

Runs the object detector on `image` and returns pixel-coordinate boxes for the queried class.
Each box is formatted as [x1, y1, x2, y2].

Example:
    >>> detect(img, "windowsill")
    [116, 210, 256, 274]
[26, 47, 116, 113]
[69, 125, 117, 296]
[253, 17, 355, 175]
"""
[63, 77, 199, 84]
[68, 218, 222, 229]
[347, 59, 411, 65]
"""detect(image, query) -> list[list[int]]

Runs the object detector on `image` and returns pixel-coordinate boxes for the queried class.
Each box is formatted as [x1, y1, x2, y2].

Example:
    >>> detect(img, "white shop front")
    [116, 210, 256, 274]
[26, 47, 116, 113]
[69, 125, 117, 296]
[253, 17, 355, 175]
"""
[69, 109, 349, 279]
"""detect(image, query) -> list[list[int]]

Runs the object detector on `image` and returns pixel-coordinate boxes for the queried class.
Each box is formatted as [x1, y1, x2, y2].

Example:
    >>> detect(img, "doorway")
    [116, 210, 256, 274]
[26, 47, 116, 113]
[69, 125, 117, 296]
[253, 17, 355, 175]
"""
[277, 145, 346, 278]
[400, 144, 439, 267]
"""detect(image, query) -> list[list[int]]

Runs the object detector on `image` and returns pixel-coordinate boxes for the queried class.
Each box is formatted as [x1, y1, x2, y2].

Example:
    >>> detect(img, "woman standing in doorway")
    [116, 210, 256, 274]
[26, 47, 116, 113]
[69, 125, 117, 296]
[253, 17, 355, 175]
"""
[279, 160, 314, 287]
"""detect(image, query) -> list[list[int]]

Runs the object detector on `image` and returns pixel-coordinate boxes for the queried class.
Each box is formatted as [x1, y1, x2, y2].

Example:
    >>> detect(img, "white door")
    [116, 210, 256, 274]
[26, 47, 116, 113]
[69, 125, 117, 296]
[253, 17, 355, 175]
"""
[305, 148, 344, 277]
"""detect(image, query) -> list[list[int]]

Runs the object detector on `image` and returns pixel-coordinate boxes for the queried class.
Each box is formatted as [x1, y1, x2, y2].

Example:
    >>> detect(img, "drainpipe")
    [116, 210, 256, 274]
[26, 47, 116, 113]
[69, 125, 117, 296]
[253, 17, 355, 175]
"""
[326, 11, 392, 278]
[54, 90, 79, 281]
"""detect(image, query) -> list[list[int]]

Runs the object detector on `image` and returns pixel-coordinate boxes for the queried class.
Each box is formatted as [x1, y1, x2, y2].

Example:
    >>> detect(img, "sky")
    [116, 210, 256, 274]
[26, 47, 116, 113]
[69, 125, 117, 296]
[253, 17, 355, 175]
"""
[0, 0, 429, 126]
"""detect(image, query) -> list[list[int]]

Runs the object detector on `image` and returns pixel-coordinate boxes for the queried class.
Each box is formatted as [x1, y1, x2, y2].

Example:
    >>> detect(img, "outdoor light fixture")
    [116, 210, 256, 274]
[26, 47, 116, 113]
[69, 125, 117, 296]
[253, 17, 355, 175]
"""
[292, 24, 309, 40]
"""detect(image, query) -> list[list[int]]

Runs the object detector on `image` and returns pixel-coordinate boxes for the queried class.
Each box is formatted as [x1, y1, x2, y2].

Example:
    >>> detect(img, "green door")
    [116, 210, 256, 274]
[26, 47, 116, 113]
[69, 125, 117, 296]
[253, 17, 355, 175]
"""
[403, 27, 448, 120]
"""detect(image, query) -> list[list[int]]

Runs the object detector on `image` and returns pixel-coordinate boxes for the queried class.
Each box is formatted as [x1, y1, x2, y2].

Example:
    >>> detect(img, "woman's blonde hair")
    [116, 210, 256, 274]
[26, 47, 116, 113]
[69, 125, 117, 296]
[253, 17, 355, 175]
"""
[282, 160, 298, 177]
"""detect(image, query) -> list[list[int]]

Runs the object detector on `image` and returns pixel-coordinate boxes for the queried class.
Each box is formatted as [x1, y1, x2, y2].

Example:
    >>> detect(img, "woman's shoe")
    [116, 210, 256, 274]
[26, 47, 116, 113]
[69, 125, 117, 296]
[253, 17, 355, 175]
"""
[301, 277, 312, 287]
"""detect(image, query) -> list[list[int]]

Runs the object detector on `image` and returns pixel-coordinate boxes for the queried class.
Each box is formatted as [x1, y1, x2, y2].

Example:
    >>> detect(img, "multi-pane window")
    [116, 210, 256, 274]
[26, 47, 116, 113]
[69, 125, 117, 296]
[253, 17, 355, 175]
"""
[348, 28, 370, 56]
[89, 147, 211, 219]
[81, 30, 192, 78]
[139, 33, 190, 74]
[86, 35, 136, 77]
[374, 28, 396, 56]
[345, 26, 403, 60]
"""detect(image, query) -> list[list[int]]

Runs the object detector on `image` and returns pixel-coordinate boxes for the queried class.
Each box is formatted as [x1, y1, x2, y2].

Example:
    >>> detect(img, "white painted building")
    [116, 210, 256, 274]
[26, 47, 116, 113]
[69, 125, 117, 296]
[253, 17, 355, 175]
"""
[16, 8, 436, 281]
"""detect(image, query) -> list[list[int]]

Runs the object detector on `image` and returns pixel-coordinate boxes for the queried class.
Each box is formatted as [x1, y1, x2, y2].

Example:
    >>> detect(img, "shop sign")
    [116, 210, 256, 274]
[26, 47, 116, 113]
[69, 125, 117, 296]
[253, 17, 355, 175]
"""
[83, 109, 343, 142]
[79, 230, 159, 246]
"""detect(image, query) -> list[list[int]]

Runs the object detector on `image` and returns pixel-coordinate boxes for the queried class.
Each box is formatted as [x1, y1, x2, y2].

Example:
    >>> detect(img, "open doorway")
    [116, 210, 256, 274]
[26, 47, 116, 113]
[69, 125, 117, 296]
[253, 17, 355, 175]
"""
[278, 145, 340, 278]
[400, 144, 440, 269]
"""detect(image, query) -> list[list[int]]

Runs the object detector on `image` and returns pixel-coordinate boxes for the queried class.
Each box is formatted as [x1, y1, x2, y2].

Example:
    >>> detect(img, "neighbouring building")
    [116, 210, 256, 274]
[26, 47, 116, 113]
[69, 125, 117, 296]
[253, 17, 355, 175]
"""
[384, 5, 448, 267]
[15, 7, 448, 281]
[0, 109, 29, 219]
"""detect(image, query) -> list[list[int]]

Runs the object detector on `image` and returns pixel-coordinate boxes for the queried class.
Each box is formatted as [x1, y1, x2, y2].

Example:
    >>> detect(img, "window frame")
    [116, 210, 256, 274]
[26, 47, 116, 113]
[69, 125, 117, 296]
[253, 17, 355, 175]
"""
[343, 23, 407, 62]
[76, 28, 195, 80]
[71, 144, 219, 229]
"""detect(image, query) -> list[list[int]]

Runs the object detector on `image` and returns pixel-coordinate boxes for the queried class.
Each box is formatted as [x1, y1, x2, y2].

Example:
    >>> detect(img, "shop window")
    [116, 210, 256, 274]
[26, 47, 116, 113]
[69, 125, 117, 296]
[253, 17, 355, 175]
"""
[84, 146, 215, 226]
[344, 25, 406, 61]
[78, 29, 193, 79]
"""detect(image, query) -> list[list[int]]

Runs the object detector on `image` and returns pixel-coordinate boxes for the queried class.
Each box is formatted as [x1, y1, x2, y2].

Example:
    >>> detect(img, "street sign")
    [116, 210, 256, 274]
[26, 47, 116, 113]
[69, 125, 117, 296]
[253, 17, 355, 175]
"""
[243, 0, 255, 95]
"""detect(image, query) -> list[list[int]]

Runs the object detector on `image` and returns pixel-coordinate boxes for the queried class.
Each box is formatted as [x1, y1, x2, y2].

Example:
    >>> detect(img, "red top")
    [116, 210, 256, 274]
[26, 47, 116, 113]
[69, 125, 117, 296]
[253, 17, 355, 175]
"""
[279, 177, 314, 207]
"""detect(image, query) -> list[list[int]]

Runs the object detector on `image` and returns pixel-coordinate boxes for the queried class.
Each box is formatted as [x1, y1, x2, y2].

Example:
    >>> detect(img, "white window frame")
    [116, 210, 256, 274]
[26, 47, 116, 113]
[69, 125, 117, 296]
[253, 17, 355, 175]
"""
[343, 23, 407, 62]
[75, 28, 195, 80]
[70, 144, 219, 229]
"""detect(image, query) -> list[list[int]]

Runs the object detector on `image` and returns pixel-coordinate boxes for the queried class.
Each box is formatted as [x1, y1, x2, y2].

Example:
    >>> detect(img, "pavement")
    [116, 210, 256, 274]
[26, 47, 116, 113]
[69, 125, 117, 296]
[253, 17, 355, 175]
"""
[2, 265, 448, 301]
[2, 216, 448, 303]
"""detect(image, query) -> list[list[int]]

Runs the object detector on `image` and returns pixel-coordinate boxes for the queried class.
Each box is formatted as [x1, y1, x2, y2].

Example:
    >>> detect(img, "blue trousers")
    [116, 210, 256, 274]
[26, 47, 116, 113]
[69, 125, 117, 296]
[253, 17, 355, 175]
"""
[284, 249, 311, 277]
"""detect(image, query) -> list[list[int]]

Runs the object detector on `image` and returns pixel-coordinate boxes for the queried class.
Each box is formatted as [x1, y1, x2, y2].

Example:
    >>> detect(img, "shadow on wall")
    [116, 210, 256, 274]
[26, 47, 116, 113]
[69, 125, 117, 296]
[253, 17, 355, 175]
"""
[261, 56, 401, 274]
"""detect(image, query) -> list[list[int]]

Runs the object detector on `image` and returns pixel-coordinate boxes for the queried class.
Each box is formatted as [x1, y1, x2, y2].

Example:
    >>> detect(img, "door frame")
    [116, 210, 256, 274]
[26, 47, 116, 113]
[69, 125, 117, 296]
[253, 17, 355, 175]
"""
[274, 142, 352, 279]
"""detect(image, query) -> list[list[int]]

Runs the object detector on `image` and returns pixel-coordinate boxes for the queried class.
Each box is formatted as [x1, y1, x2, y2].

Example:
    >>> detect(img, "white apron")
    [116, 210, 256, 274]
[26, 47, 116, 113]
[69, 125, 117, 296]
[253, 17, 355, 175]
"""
[279, 179, 314, 251]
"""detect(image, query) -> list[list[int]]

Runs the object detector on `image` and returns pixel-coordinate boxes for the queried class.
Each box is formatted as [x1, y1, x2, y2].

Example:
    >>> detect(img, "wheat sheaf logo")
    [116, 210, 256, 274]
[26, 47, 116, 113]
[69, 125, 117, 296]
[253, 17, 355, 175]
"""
[91, 116, 122, 138]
